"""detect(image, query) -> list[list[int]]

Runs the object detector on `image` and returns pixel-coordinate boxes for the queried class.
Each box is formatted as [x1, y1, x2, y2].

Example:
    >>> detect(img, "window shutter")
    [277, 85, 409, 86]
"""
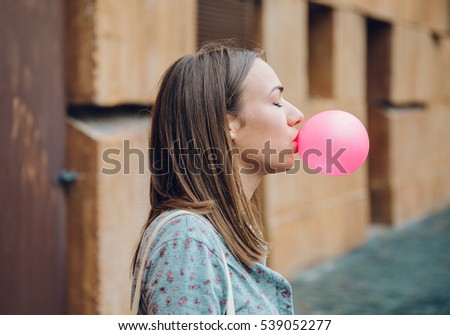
[198, 0, 260, 48]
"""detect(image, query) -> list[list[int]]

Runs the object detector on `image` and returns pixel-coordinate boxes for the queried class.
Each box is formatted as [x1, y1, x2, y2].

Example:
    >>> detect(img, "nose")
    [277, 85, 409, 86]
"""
[287, 103, 304, 127]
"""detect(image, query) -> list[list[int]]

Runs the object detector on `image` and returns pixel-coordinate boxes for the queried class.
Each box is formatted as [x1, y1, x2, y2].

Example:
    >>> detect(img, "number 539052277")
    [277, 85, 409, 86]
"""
[260, 319, 331, 331]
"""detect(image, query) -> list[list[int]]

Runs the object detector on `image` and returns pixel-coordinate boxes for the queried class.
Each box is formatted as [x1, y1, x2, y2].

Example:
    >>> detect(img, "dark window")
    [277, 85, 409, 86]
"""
[308, 3, 334, 98]
[197, 0, 260, 48]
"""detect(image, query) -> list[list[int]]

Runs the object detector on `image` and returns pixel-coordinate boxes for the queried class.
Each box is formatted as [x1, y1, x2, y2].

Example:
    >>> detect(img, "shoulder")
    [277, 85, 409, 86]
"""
[141, 210, 225, 258]
[136, 210, 231, 314]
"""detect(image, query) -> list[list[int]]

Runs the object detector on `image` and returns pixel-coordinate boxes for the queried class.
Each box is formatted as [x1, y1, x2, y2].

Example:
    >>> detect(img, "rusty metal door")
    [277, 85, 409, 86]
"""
[0, 0, 66, 314]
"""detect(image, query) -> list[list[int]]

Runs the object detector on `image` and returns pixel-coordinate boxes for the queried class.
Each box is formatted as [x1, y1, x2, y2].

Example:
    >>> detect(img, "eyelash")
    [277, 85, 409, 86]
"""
[273, 102, 283, 107]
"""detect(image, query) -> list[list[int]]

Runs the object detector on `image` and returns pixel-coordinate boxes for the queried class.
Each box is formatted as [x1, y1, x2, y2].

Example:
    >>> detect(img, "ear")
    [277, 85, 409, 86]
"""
[226, 113, 242, 138]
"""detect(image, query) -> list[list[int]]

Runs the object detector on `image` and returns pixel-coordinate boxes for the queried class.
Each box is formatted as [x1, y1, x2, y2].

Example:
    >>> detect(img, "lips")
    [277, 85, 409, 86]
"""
[292, 141, 298, 153]
[292, 131, 300, 153]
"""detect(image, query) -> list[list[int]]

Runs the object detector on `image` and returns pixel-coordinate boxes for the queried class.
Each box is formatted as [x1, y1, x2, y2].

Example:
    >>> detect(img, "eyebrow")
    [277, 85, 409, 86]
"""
[269, 85, 284, 95]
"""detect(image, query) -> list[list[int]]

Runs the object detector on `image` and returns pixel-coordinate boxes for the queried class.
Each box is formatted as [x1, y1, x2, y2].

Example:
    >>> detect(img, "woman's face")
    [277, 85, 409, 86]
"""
[229, 58, 304, 175]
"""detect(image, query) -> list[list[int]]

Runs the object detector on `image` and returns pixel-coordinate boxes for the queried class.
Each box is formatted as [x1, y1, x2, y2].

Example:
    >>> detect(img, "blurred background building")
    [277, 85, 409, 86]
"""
[1, 0, 449, 314]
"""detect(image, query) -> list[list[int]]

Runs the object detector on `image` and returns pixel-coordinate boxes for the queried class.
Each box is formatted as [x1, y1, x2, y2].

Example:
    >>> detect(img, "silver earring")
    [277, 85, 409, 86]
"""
[230, 132, 235, 140]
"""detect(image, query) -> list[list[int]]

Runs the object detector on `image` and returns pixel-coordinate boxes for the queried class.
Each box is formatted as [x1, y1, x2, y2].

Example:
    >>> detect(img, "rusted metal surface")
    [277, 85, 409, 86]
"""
[0, 0, 66, 314]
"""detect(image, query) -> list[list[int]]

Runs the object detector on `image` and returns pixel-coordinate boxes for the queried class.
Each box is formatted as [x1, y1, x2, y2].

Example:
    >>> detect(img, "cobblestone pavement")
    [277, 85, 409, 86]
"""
[291, 205, 450, 315]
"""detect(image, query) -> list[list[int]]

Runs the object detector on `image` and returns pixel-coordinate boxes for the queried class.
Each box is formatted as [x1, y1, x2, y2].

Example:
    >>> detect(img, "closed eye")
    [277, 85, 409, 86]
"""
[273, 102, 283, 107]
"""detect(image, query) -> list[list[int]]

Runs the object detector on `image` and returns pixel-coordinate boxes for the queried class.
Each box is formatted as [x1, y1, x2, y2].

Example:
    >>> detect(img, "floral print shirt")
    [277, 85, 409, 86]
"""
[131, 210, 294, 315]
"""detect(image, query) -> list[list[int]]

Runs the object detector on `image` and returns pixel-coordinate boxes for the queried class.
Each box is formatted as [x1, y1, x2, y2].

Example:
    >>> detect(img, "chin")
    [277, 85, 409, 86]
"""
[265, 156, 296, 174]
[283, 158, 296, 172]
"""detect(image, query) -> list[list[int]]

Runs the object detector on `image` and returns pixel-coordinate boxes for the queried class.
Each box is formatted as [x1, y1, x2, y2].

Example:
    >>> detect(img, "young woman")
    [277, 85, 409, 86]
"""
[131, 42, 303, 315]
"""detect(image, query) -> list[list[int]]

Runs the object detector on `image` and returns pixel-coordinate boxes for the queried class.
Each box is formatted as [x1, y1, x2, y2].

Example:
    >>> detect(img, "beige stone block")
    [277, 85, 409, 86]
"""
[264, 171, 312, 218]
[390, 24, 433, 104]
[308, 167, 367, 203]
[306, 96, 368, 124]
[390, 24, 411, 103]
[267, 192, 369, 279]
[444, 160, 450, 204]
[421, 109, 437, 169]
[371, 174, 427, 226]
[333, 9, 366, 99]
[370, 105, 449, 225]
[427, 104, 450, 209]
[353, 0, 401, 22]
[311, 0, 400, 21]
[67, 114, 150, 314]
[368, 106, 434, 225]
[399, 0, 429, 26]
[430, 35, 447, 102]
[446, 105, 450, 161]
[309, 0, 353, 9]
[389, 172, 433, 225]
[304, 97, 341, 119]
[429, 162, 450, 211]
[424, 104, 449, 167]
[67, 0, 196, 106]
[443, 38, 450, 102]
[386, 108, 427, 180]
[425, 0, 449, 33]
[399, 0, 448, 32]
[413, 30, 434, 103]
[262, 0, 308, 108]
[66, 123, 99, 314]
[367, 25, 448, 226]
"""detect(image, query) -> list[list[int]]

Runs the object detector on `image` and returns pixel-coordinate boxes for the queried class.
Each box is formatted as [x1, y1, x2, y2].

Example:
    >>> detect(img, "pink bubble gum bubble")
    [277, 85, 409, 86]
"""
[295, 110, 370, 176]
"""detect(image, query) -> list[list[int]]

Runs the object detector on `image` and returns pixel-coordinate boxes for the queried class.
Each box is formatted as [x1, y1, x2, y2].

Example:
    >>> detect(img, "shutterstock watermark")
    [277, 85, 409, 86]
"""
[101, 139, 348, 176]
[301, 139, 347, 175]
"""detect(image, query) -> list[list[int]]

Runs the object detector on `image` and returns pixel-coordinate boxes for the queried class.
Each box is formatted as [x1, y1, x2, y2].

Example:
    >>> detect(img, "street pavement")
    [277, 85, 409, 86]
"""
[291, 205, 450, 315]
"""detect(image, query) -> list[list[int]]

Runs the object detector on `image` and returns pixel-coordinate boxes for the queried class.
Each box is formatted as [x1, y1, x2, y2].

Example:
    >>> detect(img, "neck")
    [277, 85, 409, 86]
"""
[238, 169, 264, 200]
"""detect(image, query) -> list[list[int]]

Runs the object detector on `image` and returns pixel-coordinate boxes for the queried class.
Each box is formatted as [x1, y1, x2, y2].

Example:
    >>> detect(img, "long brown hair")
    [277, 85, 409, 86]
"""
[132, 42, 268, 271]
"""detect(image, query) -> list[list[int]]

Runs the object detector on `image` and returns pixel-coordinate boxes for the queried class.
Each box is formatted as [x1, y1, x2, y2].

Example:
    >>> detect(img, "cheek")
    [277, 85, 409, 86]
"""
[263, 114, 288, 143]
[239, 105, 287, 148]
[251, 108, 284, 134]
